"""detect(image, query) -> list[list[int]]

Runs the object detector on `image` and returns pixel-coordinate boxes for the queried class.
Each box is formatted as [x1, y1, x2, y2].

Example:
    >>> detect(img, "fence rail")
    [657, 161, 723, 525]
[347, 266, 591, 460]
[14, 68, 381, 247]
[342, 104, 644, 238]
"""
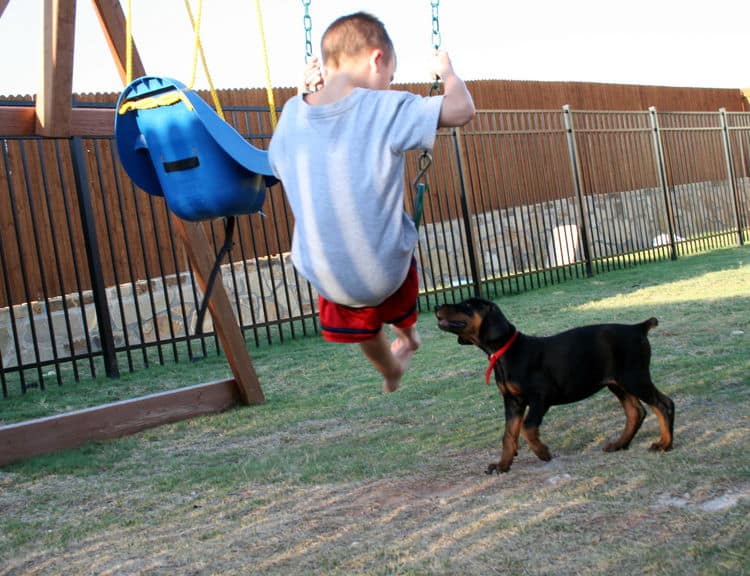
[1, 106, 748, 398]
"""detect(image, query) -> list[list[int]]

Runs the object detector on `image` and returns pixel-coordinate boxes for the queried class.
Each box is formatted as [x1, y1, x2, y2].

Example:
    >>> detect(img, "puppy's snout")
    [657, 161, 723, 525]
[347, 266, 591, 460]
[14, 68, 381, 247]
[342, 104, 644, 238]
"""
[435, 304, 447, 318]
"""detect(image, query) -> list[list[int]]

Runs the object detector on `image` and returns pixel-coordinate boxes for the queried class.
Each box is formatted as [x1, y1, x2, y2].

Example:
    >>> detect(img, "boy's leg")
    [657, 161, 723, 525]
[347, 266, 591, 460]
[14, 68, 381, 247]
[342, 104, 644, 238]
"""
[374, 258, 421, 391]
[359, 330, 406, 393]
[319, 296, 406, 391]
[320, 259, 420, 392]
[391, 324, 421, 355]
[359, 324, 421, 393]
[390, 324, 421, 372]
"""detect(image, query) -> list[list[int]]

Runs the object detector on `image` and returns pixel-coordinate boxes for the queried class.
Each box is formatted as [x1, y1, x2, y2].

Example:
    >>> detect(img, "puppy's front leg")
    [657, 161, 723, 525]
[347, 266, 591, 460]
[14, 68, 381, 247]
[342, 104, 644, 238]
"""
[487, 395, 525, 474]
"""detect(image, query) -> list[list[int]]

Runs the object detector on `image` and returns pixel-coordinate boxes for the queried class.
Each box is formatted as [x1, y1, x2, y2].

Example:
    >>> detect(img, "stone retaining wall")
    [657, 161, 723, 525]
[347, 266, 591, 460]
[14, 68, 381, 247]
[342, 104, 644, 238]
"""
[2, 180, 745, 369]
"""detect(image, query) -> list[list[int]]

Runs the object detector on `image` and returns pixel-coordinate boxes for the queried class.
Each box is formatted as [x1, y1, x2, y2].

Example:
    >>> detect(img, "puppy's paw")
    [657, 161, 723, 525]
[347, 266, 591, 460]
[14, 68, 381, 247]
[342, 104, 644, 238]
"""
[649, 441, 673, 452]
[486, 461, 511, 474]
[534, 445, 552, 462]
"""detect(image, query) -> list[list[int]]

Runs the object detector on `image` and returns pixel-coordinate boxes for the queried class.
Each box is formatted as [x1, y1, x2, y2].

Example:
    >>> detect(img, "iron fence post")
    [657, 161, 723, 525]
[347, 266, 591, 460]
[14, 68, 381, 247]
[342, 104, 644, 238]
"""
[70, 137, 120, 378]
[719, 108, 746, 246]
[562, 105, 593, 276]
[648, 107, 678, 260]
[451, 127, 482, 297]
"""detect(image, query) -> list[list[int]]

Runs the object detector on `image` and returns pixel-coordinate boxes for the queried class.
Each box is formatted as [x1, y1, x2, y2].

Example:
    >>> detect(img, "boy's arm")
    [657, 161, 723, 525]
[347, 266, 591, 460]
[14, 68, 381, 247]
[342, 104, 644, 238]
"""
[433, 51, 476, 128]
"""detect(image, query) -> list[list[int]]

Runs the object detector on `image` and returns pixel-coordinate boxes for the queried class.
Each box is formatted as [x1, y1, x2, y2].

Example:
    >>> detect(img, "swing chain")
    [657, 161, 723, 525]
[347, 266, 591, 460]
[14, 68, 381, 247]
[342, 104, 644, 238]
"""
[422, 0, 442, 173]
[415, 151, 433, 185]
[431, 0, 441, 51]
[413, 0, 442, 229]
[302, 0, 313, 62]
[429, 0, 441, 96]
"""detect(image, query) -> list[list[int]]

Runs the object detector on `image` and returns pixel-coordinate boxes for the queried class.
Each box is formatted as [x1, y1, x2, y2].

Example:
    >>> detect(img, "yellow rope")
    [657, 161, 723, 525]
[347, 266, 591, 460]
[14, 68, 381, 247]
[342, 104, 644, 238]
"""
[183, 0, 225, 120]
[186, 0, 202, 89]
[120, 2, 196, 117]
[254, 0, 277, 130]
[125, 0, 133, 84]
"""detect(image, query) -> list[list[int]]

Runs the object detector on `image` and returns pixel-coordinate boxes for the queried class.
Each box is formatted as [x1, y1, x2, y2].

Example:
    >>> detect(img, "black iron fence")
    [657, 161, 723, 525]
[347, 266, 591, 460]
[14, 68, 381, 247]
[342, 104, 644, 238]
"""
[1, 106, 748, 398]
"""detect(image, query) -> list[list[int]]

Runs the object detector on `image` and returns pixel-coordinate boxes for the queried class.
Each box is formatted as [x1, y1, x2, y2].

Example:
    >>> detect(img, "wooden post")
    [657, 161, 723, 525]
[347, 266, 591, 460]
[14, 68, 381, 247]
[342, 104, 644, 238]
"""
[36, 0, 77, 137]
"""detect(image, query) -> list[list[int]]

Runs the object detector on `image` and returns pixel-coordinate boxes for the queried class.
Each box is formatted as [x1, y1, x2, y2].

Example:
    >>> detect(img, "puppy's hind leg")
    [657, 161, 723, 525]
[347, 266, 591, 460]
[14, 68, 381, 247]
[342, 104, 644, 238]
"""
[521, 402, 552, 462]
[633, 381, 675, 451]
[648, 389, 675, 451]
[604, 384, 647, 452]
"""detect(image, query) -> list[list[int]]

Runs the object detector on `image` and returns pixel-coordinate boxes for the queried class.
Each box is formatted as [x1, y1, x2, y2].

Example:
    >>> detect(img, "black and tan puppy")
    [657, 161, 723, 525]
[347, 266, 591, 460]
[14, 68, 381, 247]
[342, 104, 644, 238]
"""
[435, 298, 674, 474]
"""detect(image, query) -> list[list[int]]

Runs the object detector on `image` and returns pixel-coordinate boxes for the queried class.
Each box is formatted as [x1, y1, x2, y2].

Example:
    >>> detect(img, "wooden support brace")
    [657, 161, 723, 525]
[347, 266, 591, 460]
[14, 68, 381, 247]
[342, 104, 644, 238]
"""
[0, 0, 264, 468]
[96, 0, 265, 406]
[172, 217, 265, 406]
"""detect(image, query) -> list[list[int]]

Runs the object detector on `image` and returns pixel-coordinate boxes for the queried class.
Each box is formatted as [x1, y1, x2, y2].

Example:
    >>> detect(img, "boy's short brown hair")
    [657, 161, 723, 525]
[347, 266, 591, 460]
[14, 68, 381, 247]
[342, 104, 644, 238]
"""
[321, 12, 395, 68]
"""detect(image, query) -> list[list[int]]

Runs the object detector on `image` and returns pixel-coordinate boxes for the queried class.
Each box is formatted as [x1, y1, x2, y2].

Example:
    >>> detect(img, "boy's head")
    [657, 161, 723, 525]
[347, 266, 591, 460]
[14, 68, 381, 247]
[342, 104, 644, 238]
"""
[321, 12, 396, 88]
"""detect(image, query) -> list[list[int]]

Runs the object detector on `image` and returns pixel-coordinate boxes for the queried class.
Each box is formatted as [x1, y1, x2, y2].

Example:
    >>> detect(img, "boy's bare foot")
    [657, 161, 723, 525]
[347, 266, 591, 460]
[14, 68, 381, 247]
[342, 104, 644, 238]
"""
[361, 328, 421, 393]
[383, 373, 402, 393]
[382, 330, 421, 393]
[390, 337, 418, 366]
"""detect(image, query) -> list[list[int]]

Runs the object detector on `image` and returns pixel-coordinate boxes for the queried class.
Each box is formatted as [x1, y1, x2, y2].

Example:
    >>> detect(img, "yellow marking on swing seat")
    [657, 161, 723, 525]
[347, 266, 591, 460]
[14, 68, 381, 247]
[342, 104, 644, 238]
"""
[118, 90, 195, 115]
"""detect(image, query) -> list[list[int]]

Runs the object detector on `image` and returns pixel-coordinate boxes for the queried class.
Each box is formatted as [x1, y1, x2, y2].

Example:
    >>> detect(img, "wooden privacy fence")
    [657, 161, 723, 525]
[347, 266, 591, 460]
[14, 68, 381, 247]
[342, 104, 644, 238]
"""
[65, 80, 749, 112]
[0, 105, 749, 396]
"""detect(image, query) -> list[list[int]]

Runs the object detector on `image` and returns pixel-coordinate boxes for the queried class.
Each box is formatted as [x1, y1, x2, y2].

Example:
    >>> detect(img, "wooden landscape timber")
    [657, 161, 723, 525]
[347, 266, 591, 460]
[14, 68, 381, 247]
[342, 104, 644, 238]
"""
[0, 379, 240, 467]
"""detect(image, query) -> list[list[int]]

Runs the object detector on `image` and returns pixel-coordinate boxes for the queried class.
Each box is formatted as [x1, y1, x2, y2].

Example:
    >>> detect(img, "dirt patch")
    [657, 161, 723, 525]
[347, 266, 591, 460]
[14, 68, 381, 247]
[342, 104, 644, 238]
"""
[2, 393, 749, 576]
[653, 483, 750, 512]
[4, 447, 747, 576]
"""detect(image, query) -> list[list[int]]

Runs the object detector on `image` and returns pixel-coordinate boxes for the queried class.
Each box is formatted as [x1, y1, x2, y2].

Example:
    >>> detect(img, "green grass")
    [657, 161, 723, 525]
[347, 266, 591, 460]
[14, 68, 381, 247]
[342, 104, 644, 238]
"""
[0, 245, 748, 575]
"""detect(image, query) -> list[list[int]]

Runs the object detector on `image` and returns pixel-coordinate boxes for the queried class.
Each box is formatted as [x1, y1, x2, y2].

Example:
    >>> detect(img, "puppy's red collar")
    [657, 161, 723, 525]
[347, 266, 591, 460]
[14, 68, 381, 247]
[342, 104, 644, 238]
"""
[485, 331, 519, 385]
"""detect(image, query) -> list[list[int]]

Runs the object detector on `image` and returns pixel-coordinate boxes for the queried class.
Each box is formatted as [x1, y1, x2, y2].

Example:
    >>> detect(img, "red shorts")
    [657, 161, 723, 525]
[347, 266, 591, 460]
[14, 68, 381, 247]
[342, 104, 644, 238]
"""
[318, 260, 419, 343]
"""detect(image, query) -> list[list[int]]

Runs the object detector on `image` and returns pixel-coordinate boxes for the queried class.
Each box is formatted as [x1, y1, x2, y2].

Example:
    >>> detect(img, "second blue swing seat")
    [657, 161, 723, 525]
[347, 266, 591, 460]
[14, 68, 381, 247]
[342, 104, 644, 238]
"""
[114, 76, 277, 221]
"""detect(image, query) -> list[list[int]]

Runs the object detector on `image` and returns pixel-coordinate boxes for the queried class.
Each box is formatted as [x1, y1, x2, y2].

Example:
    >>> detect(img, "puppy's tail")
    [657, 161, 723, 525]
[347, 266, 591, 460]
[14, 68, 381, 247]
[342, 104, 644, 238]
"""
[641, 317, 659, 332]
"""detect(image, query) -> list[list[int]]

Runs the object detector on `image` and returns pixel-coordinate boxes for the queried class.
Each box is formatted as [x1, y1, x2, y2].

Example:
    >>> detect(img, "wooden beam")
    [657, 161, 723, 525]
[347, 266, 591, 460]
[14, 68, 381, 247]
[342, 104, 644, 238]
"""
[91, 0, 145, 86]
[172, 218, 266, 406]
[0, 379, 240, 467]
[36, 0, 77, 137]
[71, 106, 115, 135]
[0, 105, 36, 136]
[1, 106, 116, 136]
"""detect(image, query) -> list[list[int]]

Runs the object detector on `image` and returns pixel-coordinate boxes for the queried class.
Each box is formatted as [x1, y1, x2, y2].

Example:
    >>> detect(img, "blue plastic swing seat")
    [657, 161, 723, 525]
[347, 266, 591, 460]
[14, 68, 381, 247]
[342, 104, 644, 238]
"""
[114, 76, 277, 221]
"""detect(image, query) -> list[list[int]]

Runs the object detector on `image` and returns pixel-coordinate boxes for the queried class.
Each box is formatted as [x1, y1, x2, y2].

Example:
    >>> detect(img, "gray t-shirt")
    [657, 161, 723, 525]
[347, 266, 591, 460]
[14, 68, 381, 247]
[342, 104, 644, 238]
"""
[268, 88, 443, 307]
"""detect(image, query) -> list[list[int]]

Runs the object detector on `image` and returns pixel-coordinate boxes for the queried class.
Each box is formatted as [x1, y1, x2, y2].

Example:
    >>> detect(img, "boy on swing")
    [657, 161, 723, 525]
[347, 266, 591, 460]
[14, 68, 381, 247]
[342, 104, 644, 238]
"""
[268, 12, 475, 392]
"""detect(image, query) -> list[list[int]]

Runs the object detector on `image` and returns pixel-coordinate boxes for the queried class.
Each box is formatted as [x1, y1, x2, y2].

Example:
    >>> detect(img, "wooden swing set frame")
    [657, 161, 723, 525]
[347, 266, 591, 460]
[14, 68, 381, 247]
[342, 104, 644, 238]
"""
[0, 0, 266, 466]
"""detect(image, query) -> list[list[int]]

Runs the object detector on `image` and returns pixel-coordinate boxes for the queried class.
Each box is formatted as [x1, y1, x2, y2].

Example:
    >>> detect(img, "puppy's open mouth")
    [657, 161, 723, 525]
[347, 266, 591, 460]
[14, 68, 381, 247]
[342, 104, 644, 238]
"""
[437, 319, 467, 332]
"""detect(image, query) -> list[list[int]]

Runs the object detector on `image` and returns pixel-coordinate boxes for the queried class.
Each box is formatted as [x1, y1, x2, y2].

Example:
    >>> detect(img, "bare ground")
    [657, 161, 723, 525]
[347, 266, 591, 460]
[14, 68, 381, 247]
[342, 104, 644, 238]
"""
[1, 393, 748, 576]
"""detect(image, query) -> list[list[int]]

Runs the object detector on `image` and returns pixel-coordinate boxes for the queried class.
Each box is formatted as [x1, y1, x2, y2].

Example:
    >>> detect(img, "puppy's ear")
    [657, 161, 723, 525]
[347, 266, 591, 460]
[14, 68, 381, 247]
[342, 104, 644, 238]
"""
[479, 304, 512, 343]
